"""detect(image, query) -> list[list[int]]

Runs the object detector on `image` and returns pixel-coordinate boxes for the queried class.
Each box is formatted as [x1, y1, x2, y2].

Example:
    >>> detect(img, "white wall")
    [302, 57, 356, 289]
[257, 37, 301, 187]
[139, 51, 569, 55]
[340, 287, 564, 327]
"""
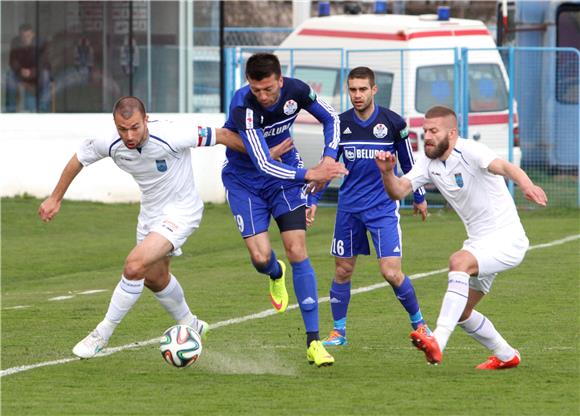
[0, 113, 228, 203]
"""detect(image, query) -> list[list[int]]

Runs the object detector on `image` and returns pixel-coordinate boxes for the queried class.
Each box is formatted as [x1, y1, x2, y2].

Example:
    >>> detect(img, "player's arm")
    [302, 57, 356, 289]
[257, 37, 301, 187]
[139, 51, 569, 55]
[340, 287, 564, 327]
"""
[394, 125, 427, 220]
[375, 151, 413, 201]
[38, 154, 84, 222]
[487, 158, 548, 206]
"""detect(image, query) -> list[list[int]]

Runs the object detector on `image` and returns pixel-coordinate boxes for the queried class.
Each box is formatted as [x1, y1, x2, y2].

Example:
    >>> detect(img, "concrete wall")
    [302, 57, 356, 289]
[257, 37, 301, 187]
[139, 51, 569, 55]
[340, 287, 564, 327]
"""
[0, 113, 228, 203]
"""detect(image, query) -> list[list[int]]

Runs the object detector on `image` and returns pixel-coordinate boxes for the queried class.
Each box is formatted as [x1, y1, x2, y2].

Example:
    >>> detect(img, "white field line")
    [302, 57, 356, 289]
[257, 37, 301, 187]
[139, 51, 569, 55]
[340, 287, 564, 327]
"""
[2, 234, 578, 378]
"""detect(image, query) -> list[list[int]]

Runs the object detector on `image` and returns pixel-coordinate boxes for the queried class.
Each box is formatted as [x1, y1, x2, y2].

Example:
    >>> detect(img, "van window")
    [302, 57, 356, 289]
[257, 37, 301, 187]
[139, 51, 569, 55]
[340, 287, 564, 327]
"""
[292, 67, 340, 105]
[416, 64, 508, 113]
[374, 72, 394, 108]
[556, 4, 580, 104]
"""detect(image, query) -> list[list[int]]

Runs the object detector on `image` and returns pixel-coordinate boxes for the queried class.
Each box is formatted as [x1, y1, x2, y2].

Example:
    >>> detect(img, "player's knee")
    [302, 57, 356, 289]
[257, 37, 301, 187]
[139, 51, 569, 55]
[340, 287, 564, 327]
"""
[284, 243, 306, 263]
[123, 258, 146, 280]
[335, 263, 354, 281]
[459, 306, 473, 322]
[448, 253, 469, 273]
[381, 268, 403, 286]
[250, 254, 271, 273]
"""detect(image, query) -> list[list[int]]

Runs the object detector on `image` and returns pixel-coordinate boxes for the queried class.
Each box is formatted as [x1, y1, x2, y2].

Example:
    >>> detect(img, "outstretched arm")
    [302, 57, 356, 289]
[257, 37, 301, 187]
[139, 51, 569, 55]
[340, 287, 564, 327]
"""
[375, 151, 413, 201]
[38, 154, 84, 222]
[487, 158, 547, 206]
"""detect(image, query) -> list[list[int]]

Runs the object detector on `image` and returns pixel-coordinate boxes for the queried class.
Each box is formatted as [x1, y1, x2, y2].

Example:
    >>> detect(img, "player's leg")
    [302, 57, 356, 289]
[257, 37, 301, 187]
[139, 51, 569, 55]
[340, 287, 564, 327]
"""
[379, 257, 430, 333]
[457, 288, 519, 369]
[244, 231, 288, 312]
[278, 208, 333, 366]
[365, 206, 430, 333]
[224, 178, 287, 312]
[72, 232, 174, 358]
[409, 249, 477, 365]
[322, 256, 355, 346]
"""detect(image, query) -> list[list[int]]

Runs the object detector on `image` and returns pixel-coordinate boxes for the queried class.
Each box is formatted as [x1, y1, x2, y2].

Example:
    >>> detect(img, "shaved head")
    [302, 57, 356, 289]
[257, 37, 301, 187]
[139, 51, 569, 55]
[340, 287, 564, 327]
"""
[113, 96, 146, 120]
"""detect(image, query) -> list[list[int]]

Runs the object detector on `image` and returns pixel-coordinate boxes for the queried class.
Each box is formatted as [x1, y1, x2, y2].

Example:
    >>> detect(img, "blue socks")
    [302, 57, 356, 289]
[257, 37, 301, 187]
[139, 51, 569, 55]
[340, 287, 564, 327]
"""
[291, 258, 319, 335]
[252, 250, 282, 279]
[329, 280, 351, 336]
[392, 276, 426, 330]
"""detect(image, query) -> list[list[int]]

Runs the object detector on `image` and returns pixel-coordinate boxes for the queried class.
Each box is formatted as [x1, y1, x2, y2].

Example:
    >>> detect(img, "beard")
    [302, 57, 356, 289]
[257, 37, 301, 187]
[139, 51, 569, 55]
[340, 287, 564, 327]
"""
[424, 135, 450, 159]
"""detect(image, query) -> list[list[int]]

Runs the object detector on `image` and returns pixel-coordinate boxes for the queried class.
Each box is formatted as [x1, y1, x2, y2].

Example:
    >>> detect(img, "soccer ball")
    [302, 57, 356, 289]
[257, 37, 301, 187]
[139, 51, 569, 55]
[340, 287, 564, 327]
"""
[159, 325, 203, 368]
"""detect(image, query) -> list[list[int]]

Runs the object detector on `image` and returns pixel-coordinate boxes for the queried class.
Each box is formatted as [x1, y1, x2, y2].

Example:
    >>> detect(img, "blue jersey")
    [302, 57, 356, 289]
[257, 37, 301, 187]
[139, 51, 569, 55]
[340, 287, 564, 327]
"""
[223, 77, 340, 186]
[314, 106, 425, 213]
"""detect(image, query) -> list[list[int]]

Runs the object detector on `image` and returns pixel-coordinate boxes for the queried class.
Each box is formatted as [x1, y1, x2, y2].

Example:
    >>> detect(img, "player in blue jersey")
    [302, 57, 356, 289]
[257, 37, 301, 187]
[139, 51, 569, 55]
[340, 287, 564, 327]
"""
[223, 53, 347, 366]
[308, 67, 431, 347]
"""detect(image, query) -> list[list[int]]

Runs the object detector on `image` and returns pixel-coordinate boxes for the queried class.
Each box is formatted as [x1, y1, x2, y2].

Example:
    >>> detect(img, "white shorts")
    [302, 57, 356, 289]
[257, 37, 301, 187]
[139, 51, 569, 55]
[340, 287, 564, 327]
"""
[136, 203, 204, 256]
[462, 226, 529, 294]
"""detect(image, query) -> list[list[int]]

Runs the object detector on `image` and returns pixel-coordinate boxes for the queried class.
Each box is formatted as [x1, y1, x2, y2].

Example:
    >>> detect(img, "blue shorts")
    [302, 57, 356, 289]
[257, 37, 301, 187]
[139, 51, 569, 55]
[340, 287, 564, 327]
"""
[223, 172, 307, 238]
[331, 205, 402, 258]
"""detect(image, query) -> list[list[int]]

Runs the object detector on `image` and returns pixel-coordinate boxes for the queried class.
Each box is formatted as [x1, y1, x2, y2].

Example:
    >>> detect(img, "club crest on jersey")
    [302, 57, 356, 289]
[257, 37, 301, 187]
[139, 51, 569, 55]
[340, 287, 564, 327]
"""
[454, 172, 464, 188]
[156, 159, 167, 172]
[283, 99, 298, 115]
[373, 123, 388, 138]
[344, 146, 356, 162]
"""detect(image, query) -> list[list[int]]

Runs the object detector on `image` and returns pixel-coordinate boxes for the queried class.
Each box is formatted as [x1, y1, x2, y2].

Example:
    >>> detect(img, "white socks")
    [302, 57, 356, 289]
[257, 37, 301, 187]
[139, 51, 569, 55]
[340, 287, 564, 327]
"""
[433, 271, 470, 352]
[459, 310, 516, 361]
[97, 276, 144, 341]
[154, 274, 196, 325]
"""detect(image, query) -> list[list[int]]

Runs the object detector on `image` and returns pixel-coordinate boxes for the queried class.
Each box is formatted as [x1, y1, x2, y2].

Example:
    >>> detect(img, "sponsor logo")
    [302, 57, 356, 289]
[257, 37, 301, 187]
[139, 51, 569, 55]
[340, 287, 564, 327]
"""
[344, 146, 356, 161]
[245, 108, 254, 129]
[393, 246, 400, 253]
[301, 297, 316, 305]
[330, 297, 341, 304]
[400, 127, 409, 138]
[373, 123, 388, 138]
[156, 159, 167, 172]
[118, 156, 134, 161]
[263, 122, 291, 138]
[454, 172, 464, 188]
[343, 127, 352, 134]
[283, 99, 298, 115]
[430, 171, 441, 176]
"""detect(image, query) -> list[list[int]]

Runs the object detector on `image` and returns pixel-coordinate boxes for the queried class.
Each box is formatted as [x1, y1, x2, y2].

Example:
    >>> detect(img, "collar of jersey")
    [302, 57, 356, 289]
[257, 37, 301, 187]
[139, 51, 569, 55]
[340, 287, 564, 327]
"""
[352, 105, 379, 128]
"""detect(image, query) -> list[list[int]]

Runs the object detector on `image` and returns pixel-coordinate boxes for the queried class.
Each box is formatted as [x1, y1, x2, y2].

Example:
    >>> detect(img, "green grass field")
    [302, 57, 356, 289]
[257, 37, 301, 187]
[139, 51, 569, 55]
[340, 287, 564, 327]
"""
[2, 197, 579, 415]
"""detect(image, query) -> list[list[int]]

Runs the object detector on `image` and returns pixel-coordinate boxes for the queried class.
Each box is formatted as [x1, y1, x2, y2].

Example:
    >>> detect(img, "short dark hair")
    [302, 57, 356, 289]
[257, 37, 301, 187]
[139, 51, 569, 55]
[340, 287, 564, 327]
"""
[112, 96, 146, 119]
[348, 66, 375, 87]
[19, 23, 33, 33]
[245, 53, 281, 81]
[424, 105, 457, 122]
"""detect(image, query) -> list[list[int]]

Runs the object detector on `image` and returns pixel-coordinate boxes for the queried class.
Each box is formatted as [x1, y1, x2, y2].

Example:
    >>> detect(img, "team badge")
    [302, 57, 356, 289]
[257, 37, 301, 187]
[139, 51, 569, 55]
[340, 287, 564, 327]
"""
[373, 123, 388, 138]
[454, 172, 464, 188]
[283, 99, 298, 115]
[344, 146, 356, 162]
[156, 159, 167, 172]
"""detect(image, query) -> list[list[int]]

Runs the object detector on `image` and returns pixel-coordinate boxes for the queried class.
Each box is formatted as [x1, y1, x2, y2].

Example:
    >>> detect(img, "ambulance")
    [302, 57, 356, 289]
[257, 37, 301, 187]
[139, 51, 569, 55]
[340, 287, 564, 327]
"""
[275, 11, 520, 172]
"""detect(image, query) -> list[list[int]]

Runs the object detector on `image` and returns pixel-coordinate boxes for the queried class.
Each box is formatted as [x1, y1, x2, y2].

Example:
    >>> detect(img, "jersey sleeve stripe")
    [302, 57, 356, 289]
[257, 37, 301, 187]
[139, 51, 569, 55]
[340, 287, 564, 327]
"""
[108, 138, 123, 157]
[316, 97, 340, 150]
[246, 128, 296, 179]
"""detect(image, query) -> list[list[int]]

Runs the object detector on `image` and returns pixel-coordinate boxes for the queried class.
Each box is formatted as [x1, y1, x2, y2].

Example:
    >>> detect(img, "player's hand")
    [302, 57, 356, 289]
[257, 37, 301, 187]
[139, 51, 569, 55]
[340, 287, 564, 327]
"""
[38, 197, 61, 222]
[270, 138, 294, 161]
[306, 204, 317, 228]
[305, 160, 348, 184]
[413, 200, 428, 221]
[375, 151, 396, 174]
[522, 184, 548, 207]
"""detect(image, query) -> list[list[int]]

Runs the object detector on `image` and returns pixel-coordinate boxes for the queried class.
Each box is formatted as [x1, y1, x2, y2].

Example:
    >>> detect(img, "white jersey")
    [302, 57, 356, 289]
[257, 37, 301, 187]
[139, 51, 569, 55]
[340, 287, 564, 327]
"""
[76, 120, 215, 219]
[404, 138, 523, 240]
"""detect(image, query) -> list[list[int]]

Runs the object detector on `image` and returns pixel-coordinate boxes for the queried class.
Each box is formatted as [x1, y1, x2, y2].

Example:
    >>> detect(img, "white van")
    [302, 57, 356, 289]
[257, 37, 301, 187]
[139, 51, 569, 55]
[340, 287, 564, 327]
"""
[275, 12, 520, 173]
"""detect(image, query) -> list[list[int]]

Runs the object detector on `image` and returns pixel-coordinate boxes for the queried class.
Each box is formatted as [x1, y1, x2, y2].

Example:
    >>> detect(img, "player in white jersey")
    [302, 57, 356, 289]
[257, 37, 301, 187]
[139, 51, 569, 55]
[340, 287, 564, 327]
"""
[38, 96, 244, 359]
[375, 105, 547, 370]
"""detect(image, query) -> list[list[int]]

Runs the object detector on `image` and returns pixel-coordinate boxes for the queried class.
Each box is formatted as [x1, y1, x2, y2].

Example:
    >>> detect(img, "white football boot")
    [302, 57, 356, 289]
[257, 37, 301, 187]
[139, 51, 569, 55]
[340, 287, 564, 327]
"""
[183, 317, 209, 341]
[72, 329, 108, 359]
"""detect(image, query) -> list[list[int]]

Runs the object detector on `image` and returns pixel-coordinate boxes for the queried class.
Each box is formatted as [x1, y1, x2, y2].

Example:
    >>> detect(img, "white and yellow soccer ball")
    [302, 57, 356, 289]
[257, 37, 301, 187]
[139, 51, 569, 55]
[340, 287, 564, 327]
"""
[159, 325, 203, 368]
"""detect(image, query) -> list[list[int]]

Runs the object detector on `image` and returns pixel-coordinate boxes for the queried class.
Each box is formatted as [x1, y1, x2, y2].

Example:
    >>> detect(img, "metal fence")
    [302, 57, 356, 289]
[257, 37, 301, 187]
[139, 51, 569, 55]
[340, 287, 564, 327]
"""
[225, 46, 580, 208]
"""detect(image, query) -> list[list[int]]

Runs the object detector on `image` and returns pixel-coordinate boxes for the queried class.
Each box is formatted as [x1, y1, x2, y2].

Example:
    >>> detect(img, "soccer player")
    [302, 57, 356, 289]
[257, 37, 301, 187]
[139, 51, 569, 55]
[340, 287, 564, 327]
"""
[375, 105, 547, 369]
[223, 53, 347, 366]
[38, 96, 244, 359]
[308, 67, 431, 347]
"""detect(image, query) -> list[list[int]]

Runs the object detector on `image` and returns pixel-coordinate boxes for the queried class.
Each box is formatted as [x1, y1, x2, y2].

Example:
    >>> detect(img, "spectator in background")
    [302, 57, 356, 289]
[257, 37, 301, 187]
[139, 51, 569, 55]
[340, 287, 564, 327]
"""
[5, 23, 52, 112]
